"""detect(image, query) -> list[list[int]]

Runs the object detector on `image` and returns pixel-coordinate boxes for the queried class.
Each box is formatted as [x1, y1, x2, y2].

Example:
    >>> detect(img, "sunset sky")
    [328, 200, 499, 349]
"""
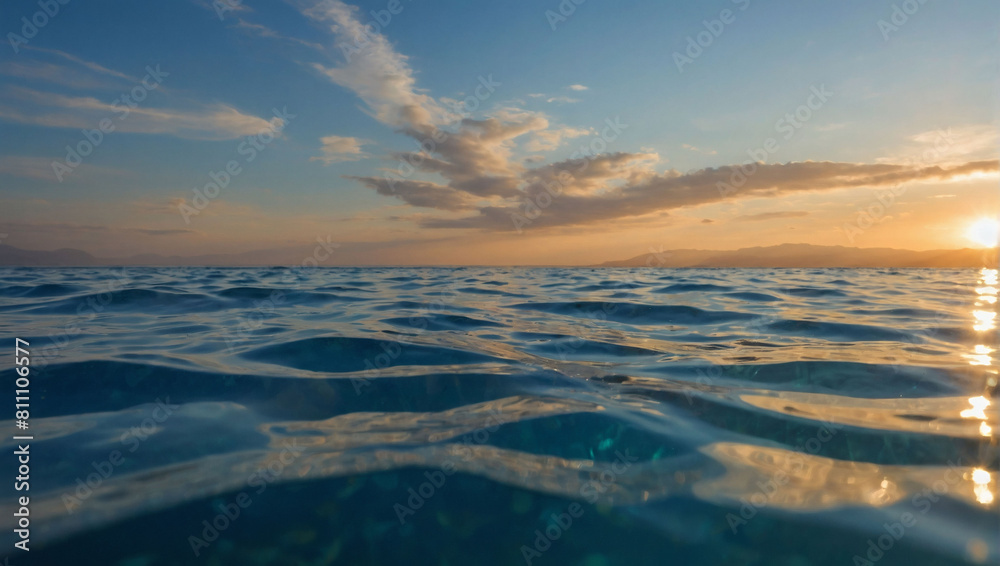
[0, 0, 997, 265]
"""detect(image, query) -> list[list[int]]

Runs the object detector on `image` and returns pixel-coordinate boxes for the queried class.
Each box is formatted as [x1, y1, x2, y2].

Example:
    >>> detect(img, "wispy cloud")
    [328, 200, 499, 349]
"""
[231, 17, 324, 49]
[815, 123, 847, 132]
[421, 159, 998, 231]
[877, 125, 999, 165]
[733, 211, 810, 222]
[568, 84, 589, 91]
[311, 135, 370, 164]
[682, 143, 718, 155]
[546, 96, 580, 104]
[525, 126, 591, 152]
[0, 61, 124, 90]
[22, 46, 136, 82]
[0, 87, 279, 140]
[0, 155, 126, 181]
[0, 221, 196, 237]
[298, 0, 450, 128]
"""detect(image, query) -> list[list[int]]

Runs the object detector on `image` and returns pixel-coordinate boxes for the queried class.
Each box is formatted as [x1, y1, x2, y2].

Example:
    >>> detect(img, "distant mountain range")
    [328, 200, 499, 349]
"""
[0, 244, 329, 267]
[599, 243, 997, 268]
[0, 243, 996, 268]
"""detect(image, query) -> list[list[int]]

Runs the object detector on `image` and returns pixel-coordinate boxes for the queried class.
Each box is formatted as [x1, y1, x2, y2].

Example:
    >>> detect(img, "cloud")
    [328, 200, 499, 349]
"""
[0, 221, 195, 237]
[345, 176, 478, 210]
[22, 46, 135, 82]
[231, 18, 324, 49]
[283, 2, 1000, 239]
[288, 0, 621, 213]
[0, 48, 281, 140]
[421, 158, 999, 231]
[131, 198, 188, 215]
[525, 126, 591, 152]
[190, 0, 251, 17]
[682, 143, 718, 155]
[357, 110, 553, 201]
[0, 61, 126, 90]
[568, 84, 589, 91]
[0, 87, 279, 140]
[132, 228, 197, 236]
[311, 135, 370, 164]
[0, 156, 126, 181]
[546, 96, 580, 104]
[298, 0, 450, 128]
[527, 93, 546, 98]
[877, 125, 999, 165]
[815, 123, 847, 132]
[733, 211, 810, 222]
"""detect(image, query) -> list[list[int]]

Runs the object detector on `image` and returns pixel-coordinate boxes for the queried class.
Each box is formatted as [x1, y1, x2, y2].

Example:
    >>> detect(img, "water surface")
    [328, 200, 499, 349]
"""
[1, 267, 997, 565]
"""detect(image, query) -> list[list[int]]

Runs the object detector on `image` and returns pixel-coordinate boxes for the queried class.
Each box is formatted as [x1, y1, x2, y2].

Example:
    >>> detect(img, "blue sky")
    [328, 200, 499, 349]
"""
[0, 0, 997, 264]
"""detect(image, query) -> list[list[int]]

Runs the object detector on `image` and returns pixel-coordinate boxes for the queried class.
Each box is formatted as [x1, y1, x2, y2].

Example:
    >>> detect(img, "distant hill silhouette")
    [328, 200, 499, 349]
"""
[0, 244, 325, 267]
[600, 244, 997, 268]
[0, 243, 995, 267]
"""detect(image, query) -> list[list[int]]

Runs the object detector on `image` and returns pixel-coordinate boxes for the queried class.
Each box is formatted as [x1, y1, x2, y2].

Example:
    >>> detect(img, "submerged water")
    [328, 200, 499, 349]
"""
[1, 267, 997, 565]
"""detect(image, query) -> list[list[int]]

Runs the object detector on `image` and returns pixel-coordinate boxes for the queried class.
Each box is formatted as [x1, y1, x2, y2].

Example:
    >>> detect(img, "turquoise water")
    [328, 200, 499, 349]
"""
[1, 267, 997, 565]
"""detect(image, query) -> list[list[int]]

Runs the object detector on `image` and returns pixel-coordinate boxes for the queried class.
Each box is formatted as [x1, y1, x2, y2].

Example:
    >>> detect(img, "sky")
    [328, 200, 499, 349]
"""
[0, 0, 997, 265]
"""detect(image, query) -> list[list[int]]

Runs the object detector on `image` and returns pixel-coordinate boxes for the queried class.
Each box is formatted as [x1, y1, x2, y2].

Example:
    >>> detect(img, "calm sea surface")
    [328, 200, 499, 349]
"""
[1, 267, 997, 565]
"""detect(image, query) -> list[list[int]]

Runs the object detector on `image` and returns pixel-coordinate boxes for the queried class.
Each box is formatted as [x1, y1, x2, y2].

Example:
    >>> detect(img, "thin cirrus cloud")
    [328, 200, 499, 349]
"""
[733, 211, 811, 222]
[0, 155, 126, 181]
[22, 46, 136, 82]
[0, 87, 279, 140]
[311, 135, 370, 164]
[0, 221, 195, 237]
[0, 47, 279, 140]
[298, 0, 451, 128]
[682, 143, 718, 156]
[567, 85, 589, 91]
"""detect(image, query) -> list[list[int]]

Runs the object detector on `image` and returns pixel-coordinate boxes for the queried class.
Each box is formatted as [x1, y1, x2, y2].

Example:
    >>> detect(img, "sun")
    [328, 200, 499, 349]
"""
[966, 218, 1000, 248]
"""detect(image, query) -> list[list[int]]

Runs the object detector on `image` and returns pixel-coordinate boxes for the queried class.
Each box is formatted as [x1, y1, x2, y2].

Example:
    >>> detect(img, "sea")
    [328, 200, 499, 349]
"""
[0, 266, 997, 565]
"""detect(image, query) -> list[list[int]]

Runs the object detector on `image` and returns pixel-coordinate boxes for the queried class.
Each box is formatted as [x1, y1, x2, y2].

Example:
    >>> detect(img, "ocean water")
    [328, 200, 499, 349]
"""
[1, 266, 997, 566]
